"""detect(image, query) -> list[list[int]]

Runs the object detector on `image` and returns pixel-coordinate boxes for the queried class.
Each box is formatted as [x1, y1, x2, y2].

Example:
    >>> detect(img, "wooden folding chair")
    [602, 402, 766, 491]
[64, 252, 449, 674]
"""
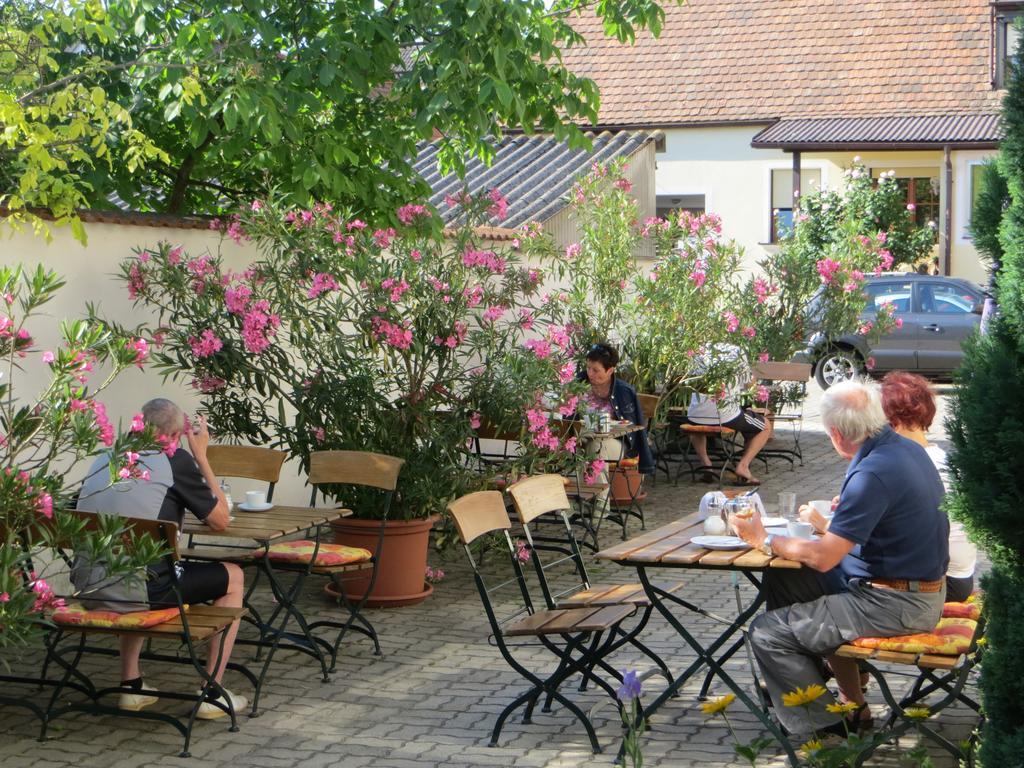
[449, 490, 638, 754]
[242, 451, 403, 683]
[207, 445, 287, 501]
[41, 513, 252, 757]
[835, 603, 985, 766]
[507, 474, 676, 687]
[750, 362, 811, 468]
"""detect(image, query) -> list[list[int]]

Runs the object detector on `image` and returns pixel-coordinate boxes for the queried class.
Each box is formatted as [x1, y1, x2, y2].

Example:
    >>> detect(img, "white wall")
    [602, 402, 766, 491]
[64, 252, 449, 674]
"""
[0, 221, 319, 504]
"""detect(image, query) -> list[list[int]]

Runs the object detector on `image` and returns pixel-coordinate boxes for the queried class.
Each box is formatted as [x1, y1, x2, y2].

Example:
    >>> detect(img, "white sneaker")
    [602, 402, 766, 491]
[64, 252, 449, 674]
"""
[118, 682, 159, 711]
[195, 687, 248, 720]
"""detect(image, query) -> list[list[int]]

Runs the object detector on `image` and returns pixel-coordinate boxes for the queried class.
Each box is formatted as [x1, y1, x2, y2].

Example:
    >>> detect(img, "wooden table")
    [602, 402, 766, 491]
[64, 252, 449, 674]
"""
[597, 512, 801, 766]
[184, 504, 349, 713]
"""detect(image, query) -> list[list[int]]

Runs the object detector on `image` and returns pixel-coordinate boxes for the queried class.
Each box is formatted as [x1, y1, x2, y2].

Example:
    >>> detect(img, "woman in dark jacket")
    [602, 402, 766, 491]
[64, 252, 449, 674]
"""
[580, 342, 655, 474]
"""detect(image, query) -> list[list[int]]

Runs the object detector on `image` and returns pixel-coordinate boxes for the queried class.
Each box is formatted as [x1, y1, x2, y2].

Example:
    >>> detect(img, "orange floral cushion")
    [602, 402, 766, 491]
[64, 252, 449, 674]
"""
[253, 540, 373, 567]
[942, 600, 981, 621]
[618, 457, 640, 468]
[53, 603, 182, 629]
[851, 617, 978, 656]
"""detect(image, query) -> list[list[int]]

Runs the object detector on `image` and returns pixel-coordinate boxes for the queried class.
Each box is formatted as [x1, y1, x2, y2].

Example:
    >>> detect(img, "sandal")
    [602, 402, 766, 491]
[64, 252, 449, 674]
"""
[820, 702, 874, 738]
[728, 471, 761, 487]
[697, 465, 715, 483]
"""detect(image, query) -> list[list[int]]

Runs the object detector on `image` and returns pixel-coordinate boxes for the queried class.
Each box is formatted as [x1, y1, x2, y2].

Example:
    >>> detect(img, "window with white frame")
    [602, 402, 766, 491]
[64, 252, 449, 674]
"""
[770, 168, 821, 242]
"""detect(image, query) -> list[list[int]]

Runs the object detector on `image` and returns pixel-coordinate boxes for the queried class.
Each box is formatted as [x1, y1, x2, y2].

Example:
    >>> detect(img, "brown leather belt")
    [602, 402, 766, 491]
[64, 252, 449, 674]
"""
[867, 578, 944, 593]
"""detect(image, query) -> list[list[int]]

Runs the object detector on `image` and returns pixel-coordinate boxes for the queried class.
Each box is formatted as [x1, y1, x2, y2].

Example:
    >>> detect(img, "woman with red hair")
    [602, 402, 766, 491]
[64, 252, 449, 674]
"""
[879, 371, 976, 601]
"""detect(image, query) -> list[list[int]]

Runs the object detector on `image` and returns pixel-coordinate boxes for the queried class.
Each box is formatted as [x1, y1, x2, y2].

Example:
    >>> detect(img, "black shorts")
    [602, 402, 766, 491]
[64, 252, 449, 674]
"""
[147, 561, 229, 607]
[720, 408, 768, 437]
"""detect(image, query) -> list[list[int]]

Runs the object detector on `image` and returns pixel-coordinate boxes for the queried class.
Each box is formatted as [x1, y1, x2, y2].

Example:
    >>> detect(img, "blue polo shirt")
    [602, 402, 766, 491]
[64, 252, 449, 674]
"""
[828, 426, 949, 582]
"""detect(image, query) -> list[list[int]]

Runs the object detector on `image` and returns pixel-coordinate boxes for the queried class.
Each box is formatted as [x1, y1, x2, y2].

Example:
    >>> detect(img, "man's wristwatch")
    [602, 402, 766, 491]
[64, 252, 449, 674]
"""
[760, 534, 775, 556]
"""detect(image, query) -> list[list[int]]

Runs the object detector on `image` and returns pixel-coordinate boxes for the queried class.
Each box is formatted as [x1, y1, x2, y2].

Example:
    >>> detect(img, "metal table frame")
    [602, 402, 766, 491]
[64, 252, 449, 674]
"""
[597, 513, 802, 766]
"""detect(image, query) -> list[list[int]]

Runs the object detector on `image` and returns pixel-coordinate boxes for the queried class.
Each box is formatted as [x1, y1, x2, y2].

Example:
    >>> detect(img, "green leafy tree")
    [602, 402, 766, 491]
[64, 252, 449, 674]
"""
[947, 28, 1024, 766]
[2, 0, 679, 240]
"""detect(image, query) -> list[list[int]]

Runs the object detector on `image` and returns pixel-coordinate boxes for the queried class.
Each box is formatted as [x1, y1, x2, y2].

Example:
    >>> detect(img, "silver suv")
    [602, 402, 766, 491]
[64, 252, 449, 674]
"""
[798, 274, 985, 389]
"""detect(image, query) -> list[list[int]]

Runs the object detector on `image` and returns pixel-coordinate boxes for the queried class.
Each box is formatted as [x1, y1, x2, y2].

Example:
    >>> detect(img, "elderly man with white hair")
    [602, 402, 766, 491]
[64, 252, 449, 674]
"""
[730, 379, 949, 738]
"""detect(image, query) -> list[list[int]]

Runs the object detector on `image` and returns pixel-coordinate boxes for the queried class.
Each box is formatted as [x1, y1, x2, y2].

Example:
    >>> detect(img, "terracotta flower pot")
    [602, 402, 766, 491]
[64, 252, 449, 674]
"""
[328, 516, 436, 608]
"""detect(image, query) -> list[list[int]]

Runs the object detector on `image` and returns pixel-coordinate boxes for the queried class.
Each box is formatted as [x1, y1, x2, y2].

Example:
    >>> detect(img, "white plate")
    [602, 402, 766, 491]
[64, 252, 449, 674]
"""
[238, 501, 273, 512]
[760, 516, 788, 527]
[690, 535, 749, 551]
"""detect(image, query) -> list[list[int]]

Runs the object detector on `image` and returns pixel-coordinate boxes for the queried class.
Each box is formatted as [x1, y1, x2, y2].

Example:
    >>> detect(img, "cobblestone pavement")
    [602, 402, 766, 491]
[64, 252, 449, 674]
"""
[0, 384, 979, 768]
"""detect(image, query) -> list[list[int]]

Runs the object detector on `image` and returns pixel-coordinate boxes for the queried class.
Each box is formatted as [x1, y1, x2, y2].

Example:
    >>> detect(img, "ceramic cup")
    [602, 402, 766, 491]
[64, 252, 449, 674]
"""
[810, 499, 832, 516]
[788, 520, 815, 539]
[246, 490, 267, 507]
[703, 515, 728, 536]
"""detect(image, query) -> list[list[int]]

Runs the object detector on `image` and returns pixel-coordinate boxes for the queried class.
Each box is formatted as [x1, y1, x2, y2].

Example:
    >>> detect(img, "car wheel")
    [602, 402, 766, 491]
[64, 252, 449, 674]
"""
[815, 348, 863, 389]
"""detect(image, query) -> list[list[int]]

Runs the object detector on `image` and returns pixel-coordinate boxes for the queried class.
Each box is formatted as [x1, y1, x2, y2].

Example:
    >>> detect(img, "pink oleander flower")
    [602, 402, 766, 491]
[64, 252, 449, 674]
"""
[758, 352, 770, 363]
[526, 408, 549, 433]
[225, 284, 253, 313]
[558, 362, 576, 385]
[226, 218, 248, 245]
[894, 317, 904, 329]
[754, 279, 770, 304]
[563, 436, 577, 454]
[0, 593, 9, 603]
[565, 243, 581, 259]
[462, 249, 506, 274]
[410, 249, 422, 262]
[858, 321, 874, 335]
[167, 246, 183, 265]
[91, 401, 114, 447]
[877, 231, 888, 244]
[689, 270, 707, 288]
[559, 395, 580, 418]
[189, 329, 224, 358]
[878, 249, 894, 270]
[311, 427, 326, 444]
[126, 337, 148, 367]
[373, 228, 397, 248]
[191, 374, 227, 393]
[722, 311, 740, 334]
[487, 188, 509, 221]
[514, 539, 531, 565]
[583, 459, 606, 485]
[614, 177, 633, 193]
[817, 258, 842, 285]
[519, 309, 535, 331]
[524, 338, 552, 359]
[241, 300, 281, 354]
[742, 326, 756, 339]
[397, 204, 430, 225]
[482, 305, 504, 323]
[755, 385, 770, 404]
[130, 413, 146, 432]
[347, 219, 367, 231]
[548, 325, 571, 350]
[463, 284, 484, 308]
[251, 200, 264, 212]
[35, 492, 53, 519]
[382, 278, 410, 303]
[469, 412, 482, 429]
[127, 263, 146, 299]
[42, 350, 55, 364]
[907, 203, 916, 212]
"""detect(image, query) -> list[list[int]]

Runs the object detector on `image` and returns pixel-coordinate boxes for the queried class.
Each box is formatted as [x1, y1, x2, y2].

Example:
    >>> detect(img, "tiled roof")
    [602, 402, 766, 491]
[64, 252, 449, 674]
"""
[415, 130, 659, 228]
[559, 0, 1001, 127]
[752, 114, 1002, 149]
[0, 207, 212, 229]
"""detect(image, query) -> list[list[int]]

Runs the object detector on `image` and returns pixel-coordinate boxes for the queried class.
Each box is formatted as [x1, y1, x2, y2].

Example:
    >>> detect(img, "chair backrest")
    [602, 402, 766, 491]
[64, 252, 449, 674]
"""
[751, 361, 811, 383]
[208, 445, 286, 483]
[448, 491, 512, 545]
[208, 444, 287, 501]
[308, 450, 404, 491]
[64, 511, 180, 560]
[507, 475, 571, 525]
[507, 475, 591, 609]
[637, 393, 660, 424]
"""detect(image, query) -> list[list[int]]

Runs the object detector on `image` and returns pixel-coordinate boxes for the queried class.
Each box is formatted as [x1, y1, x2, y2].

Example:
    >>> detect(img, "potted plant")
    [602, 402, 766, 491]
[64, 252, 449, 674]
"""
[119, 191, 590, 605]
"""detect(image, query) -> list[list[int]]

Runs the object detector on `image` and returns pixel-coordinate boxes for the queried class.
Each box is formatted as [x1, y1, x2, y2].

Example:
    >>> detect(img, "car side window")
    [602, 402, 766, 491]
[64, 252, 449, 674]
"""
[864, 281, 913, 314]
[929, 283, 979, 315]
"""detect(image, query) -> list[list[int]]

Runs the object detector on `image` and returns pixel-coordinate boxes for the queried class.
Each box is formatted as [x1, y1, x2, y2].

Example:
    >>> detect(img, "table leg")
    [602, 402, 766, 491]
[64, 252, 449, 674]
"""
[633, 567, 799, 767]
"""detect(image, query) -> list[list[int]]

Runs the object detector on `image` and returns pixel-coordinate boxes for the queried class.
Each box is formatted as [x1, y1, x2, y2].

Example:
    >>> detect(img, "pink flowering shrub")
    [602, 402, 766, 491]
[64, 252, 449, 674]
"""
[121, 191, 585, 522]
[734, 160, 932, 373]
[1, 265, 162, 649]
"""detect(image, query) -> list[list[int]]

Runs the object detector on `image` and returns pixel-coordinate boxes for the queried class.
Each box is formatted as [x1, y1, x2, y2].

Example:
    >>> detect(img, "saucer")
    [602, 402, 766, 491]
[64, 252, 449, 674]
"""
[238, 501, 273, 512]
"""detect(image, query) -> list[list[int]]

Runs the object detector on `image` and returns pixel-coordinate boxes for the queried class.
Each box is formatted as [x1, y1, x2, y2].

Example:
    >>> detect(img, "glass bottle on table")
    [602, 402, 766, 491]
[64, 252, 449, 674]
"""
[220, 479, 233, 510]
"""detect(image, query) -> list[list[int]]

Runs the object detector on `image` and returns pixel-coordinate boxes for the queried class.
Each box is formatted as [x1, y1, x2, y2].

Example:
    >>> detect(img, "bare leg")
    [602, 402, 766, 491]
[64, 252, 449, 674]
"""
[120, 636, 145, 681]
[827, 654, 865, 707]
[206, 563, 244, 683]
[691, 434, 711, 466]
[734, 420, 773, 482]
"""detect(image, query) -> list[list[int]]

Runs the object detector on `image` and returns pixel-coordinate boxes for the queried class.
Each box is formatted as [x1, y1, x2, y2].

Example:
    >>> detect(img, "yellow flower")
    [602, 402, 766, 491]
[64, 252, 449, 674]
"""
[904, 707, 931, 720]
[799, 739, 823, 755]
[977, 637, 988, 647]
[700, 693, 736, 715]
[782, 684, 828, 707]
[826, 701, 860, 715]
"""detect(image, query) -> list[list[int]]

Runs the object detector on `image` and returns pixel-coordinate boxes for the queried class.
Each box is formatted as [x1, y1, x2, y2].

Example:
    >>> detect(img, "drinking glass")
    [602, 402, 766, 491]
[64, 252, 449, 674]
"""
[778, 491, 797, 520]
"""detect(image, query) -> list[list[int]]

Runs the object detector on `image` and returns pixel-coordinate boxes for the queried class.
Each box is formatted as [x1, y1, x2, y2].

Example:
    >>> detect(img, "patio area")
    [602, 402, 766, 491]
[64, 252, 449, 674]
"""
[0, 383, 980, 768]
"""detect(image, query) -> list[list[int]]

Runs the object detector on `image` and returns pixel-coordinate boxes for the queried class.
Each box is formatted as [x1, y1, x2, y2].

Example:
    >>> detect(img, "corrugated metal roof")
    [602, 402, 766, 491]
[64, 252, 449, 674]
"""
[415, 130, 660, 228]
[751, 114, 1002, 149]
